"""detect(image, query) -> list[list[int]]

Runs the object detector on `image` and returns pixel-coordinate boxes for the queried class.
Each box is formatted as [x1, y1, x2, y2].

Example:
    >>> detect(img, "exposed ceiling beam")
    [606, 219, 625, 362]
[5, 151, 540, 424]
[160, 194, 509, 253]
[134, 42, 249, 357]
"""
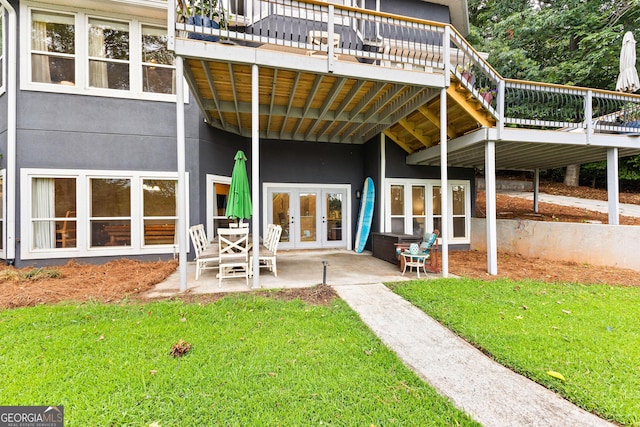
[329, 82, 388, 140]
[398, 118, 431, 147]
[293, 74, 324, 136]
[361, 88, 440, 142]
[418, 106, 456, 139]
[183, 61, 216, 126]
[280, 72, 301, 139]
[228, 62, 242, 134]
[315, 79, 368, 138]
[339, 84, 405, 141]
[266, 68, 278, 134]
[305, 78, 347, 140]
[383, 130, 413, 153]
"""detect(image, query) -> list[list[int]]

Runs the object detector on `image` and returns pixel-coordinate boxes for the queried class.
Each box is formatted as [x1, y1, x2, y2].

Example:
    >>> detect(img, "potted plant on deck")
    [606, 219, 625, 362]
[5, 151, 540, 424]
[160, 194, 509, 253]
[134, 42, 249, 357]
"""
[456, 64, 475, 84]
[479, 87, 497, 104]
[178, 0, 226, 42]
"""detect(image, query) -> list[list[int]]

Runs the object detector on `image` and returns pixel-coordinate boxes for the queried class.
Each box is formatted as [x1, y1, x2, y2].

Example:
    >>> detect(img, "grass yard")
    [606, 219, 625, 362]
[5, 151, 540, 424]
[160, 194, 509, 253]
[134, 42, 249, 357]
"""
[0, 294, 479, 426]
[390, 278, 640, 427]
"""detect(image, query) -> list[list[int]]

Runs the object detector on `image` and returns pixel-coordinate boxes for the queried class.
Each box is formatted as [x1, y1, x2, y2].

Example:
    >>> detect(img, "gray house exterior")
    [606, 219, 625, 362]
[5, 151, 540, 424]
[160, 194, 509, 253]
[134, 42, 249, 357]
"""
[3, 0, 638, 284]
[0, 0, 476, 268]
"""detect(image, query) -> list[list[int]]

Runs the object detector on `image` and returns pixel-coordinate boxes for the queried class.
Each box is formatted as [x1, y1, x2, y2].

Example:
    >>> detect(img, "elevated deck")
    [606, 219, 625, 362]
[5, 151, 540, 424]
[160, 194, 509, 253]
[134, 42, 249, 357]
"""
[169, 0, 640, 170]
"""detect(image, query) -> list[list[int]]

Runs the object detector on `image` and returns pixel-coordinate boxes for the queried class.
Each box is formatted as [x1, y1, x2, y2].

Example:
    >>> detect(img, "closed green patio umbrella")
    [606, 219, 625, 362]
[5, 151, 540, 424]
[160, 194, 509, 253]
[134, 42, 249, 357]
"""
[225, 150, 252, 222]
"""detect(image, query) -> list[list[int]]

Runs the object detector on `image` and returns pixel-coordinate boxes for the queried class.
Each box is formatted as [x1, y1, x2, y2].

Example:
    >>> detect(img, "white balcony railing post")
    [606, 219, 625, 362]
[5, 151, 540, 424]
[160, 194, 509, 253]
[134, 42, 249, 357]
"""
[328, 4, 335, 72]
[168, 0, 176, 50]
[443, 26, 450, 88]
[585, 90, 593, 145]
[497, 79, 505, 139]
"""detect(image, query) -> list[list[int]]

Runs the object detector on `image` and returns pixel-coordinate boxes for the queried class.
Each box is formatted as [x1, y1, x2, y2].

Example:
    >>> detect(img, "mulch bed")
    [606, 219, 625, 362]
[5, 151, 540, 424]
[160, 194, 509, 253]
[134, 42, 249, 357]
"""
[1, 182, 638, 310]
[0, 259, 178, 310]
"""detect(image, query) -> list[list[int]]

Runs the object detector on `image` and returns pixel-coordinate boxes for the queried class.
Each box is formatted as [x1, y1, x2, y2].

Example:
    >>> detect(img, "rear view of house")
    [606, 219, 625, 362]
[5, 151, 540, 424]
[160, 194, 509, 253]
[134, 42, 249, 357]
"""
[0, 0, 638, 287]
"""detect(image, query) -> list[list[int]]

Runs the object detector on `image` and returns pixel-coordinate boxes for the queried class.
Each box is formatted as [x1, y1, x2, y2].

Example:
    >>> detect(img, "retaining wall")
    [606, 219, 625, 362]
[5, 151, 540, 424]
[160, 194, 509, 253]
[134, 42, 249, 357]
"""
[470, 218, 640, 272]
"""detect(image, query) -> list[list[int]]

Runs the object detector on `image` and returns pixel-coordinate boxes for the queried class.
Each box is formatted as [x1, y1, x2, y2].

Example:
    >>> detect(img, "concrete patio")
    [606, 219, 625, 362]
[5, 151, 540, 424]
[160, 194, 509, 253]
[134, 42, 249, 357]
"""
[146, 249, 439, 297]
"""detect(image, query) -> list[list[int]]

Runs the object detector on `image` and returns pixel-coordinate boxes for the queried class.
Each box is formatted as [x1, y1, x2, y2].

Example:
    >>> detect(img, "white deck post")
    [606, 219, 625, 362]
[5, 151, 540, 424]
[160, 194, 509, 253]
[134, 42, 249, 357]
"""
[176, 56, 188, 291]
[2, 2, 17, 262]
[607, 147, 620, 225]
[485, 141, 498, 275]
[380, 133, 386, 233]
[440, 88, 448, 277]
[533, 168, 540, 213]
[252, 64, 261, 288]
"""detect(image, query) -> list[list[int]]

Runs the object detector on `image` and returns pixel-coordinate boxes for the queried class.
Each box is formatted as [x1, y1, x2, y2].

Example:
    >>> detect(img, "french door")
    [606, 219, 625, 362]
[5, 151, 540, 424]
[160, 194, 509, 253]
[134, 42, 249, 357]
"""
[266, 185, 349, 250]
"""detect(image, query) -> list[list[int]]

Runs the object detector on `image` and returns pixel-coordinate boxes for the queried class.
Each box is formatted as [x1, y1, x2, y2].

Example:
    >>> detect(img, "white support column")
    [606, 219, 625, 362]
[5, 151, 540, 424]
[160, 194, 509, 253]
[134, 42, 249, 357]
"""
[607, 147, 620, 226]
[176, 56, 188, 291]
[380, 133, 386, 232]
[2, 2, 17, 262]
[439, 88, 448, 277]
[485, 141, 498, 275]
[251, 64, 261, 289]
[533, 168, 540, 213]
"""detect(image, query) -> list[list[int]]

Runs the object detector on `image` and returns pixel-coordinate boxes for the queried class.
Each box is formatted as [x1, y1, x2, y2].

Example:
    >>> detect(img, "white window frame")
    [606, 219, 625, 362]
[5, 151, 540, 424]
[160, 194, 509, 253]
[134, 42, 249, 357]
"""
[384, 179, 470, 243]
[0, 169, 5, 260]
[0, 7, 5, 96]
[20, 2, 178, 103]
[20, 168, 188, 260]
[206, 173, 231, 242]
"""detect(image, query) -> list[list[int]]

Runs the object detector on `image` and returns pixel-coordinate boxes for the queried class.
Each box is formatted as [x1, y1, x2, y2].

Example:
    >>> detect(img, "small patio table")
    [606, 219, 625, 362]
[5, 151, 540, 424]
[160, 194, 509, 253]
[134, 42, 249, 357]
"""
[400, 251, 428, 278]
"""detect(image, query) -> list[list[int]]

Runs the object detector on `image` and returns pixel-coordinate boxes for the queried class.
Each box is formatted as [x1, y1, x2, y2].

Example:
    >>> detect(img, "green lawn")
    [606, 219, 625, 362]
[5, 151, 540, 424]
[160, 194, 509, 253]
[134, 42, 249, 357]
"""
[0, 294, 479, 426]
[390, 278, 640, 427]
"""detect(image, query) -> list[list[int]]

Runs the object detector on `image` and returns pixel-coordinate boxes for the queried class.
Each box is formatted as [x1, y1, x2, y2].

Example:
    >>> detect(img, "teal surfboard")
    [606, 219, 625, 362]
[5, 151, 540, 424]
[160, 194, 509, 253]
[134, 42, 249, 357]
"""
[354, 177, 375, 253]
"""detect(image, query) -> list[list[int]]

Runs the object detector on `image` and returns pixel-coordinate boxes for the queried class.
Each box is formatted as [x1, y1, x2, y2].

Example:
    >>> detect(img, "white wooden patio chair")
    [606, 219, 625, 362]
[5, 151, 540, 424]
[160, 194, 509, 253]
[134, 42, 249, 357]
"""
[250, 224, 282, 277]
[218, 227, 250, 287]
[189, 224, 219, 280]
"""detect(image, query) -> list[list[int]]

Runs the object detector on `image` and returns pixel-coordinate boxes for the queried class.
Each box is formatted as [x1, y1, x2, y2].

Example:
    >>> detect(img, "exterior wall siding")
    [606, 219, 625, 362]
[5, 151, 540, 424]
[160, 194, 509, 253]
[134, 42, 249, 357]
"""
[5, 0, 471, 266]
[367, 0, 450, 25]
[259, 139, 366, 239]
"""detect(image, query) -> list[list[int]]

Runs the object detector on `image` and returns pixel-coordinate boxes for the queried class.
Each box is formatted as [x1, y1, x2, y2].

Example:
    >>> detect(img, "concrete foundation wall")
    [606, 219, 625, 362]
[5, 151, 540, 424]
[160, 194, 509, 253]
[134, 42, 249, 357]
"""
[471, 218, 640, 272]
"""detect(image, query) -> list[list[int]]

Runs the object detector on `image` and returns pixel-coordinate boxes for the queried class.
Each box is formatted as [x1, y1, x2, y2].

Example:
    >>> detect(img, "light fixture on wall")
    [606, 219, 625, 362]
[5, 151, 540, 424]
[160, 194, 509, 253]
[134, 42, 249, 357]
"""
[356, 190, 361, 199]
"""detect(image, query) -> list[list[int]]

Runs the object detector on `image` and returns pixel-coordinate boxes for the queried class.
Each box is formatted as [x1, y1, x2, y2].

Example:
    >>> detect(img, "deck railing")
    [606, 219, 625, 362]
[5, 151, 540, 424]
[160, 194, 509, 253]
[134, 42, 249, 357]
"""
[172, 0, 640, 136]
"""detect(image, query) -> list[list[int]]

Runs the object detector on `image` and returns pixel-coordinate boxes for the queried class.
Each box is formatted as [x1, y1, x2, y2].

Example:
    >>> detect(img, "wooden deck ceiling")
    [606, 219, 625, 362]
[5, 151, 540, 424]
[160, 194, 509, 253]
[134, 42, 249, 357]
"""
[182, 45, 494, 153]
[179, 40, 640, 172]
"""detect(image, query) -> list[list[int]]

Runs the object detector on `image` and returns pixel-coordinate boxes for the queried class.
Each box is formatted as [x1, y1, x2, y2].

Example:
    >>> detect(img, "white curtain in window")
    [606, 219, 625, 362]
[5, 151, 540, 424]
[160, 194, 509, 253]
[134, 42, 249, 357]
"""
[88, 26, 108, 88]
[31, 21, 51, 83]
[32, 178, 55, 249]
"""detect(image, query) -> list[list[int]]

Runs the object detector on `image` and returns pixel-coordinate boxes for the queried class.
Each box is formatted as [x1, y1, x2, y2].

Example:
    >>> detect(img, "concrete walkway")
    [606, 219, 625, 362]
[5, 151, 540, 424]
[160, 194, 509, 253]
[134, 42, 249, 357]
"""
[333, 283, 615, 427]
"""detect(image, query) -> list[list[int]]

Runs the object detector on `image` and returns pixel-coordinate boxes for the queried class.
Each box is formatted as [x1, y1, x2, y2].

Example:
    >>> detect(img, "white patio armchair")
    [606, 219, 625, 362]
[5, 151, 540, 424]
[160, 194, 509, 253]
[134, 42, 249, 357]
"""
[250, 224, 282, 278]
[189, 224, 219, 280]
[218, 227, 250, 287]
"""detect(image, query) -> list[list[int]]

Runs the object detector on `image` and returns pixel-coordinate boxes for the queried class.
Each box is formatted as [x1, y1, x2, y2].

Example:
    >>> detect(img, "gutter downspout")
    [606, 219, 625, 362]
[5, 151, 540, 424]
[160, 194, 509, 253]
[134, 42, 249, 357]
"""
[1, 1, 17, 264]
